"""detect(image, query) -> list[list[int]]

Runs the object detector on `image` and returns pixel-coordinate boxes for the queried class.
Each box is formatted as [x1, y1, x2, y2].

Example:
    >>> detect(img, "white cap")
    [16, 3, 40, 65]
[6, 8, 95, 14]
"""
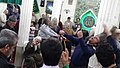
[115, 29, 120, 34]
[34, 36, 42, 41]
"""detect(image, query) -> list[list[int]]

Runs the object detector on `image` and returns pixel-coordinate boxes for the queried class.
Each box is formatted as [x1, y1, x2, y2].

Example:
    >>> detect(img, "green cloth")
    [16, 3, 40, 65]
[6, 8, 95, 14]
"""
[33, 0, 39, 13]
[0, 0, 39, 14]
[0, 0, 22, 4]
[62, 64, 69, 68]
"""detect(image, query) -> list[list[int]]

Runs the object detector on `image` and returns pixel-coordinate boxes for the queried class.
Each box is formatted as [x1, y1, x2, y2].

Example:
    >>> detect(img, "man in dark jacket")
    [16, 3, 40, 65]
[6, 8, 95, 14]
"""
[23, 36, 43, 68]
[0, 29, 18, 68]
[2, 15, 18, 63]
[59, 30, 100, 68]
[103, 24, 120, 67]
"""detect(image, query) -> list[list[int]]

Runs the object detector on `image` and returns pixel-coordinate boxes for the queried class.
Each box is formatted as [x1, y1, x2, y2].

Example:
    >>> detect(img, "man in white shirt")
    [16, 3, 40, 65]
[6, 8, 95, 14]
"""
[0, 9, 8, 27]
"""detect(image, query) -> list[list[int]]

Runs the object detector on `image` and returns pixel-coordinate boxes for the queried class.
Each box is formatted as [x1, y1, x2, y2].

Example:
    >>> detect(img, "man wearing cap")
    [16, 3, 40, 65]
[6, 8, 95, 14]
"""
[3, 15, 17, 33]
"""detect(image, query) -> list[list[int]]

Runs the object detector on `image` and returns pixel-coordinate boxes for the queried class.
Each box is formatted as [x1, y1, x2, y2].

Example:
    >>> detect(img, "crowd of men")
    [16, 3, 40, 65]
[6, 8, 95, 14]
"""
[0, 4, 120, 68]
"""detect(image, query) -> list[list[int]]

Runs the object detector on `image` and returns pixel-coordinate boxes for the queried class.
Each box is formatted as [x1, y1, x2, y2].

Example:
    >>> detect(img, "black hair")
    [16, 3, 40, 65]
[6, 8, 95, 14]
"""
[41, 37, 63, 66]
[76, 18, 80, 20]
[110, 26, 117, 34]
[0, 37, 12, 48]
[43, 18, 49, 25]
[110, 26, 118, 37]
[96, 43, 115, 67]
[67, 17, 71, 19]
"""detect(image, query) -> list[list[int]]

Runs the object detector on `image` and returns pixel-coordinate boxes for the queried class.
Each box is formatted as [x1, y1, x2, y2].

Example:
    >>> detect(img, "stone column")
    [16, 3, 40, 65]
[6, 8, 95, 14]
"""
[95, 0, 120, 35]
[51, 0, 63, 20]
[14, 0, 34, 67]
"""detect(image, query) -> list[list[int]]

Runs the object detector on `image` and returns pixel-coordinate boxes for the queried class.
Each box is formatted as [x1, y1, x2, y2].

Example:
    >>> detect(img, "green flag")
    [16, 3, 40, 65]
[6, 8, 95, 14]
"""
[33, 0, 39, 13]
[0, 0, 22, 4]
[80, 9, 97, 31]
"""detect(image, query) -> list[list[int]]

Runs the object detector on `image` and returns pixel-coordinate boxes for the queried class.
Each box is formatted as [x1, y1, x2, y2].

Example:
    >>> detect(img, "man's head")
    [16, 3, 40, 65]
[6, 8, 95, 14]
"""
[41, 37, 63, 66]
[33, 36, 42, 45]
[42, 14, 45, 18]
[76, 31, 83, 38]
[76, 18, 80, 23]
[52, 17, 57, 25]
[67, 17, 71, 22]
[0, 29, 18, 57]
[114, 29, 120, 40]
[111, 26, 120, 40]
[112, 28, 120, 40]
[88, 35, 100, 45]
[7, 15, 17, 28]
[96, 43, 115, 67]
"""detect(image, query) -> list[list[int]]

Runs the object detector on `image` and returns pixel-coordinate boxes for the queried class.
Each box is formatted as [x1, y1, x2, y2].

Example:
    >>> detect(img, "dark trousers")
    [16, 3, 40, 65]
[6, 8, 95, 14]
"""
[65, 41, 72, 57]
[62, 41, 72, 57]
[24, 57, 37, 68]
[69, 62, 88, 68]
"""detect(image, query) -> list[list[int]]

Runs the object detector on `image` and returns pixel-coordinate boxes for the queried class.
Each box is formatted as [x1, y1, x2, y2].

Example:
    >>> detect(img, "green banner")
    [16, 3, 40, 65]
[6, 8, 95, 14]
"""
[80, 9, 97, 31]
[0, 0, 22, 4]
[33, 0, 39, 13]
[0, 0, 39, 13]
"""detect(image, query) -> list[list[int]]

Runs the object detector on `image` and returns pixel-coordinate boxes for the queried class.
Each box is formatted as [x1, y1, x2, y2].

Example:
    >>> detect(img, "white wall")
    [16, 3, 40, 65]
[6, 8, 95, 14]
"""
[37, 0, 47, 19]
[51, 0, 63, 20]
[37, 0, 77, 24]
[95, 0, 120, 35]
[37, 0, 54, 19]
[61, 0, 77, 24]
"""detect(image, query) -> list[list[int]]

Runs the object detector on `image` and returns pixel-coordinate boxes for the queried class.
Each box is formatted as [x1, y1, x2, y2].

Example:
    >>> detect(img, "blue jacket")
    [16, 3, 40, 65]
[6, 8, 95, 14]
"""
[107, 35, 120, 67]
[64, 34, 95, 67]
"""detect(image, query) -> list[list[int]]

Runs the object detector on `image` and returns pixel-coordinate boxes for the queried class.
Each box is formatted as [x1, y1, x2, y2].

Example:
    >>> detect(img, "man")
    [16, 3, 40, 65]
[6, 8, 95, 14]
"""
[23, 36, 43, 68]
[110, 26, 120, 49]
[63, 23, 74, 57]
[38, 14, 45, 28]
[2, 15, 18, 63]
[41, 37, 69, 68]
[103, 24, 120, 67]
[64, 17, 75, 29]
[59, 30, 100, 68]
[0, 9, 8, 28]
[3, 15, 18, 33]
[96, 43, 117, 68]
[38, 18, 59, 39]
[73, 18, 82, 31]
[0, 29, 18, 68]
[12, 8, 20, 20]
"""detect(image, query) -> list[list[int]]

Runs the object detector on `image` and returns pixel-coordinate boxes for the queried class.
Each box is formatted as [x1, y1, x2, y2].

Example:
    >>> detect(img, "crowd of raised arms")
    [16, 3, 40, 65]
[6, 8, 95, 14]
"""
[0, 4, 120, 68]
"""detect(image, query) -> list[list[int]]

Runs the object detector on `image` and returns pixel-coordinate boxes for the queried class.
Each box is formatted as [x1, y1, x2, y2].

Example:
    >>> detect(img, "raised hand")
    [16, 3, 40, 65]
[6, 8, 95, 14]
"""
[61, 48, 69, 66]
[103, 24, 111, 36]
[59, 30, 65, 35]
